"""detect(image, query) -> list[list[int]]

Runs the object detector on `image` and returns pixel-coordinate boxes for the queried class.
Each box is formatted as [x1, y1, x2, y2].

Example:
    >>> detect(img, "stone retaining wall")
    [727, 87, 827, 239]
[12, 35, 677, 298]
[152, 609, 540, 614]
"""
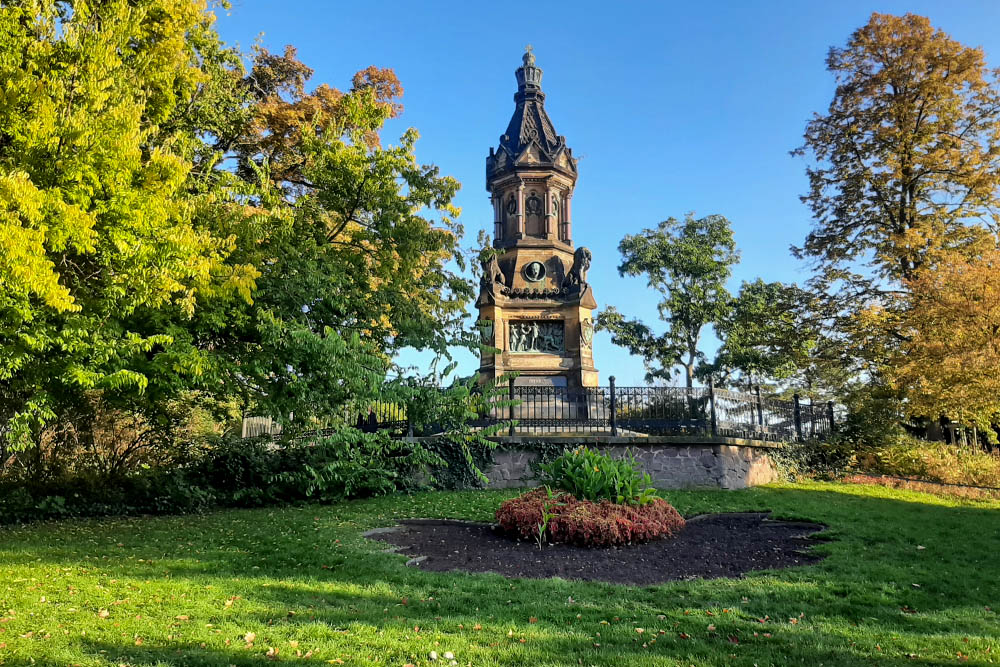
[483, 437, 781, 490]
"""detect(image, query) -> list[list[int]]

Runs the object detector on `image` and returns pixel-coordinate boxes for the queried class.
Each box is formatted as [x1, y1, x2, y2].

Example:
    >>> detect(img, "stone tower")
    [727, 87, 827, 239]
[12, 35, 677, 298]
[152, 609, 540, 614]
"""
[476, 47, 598, 388]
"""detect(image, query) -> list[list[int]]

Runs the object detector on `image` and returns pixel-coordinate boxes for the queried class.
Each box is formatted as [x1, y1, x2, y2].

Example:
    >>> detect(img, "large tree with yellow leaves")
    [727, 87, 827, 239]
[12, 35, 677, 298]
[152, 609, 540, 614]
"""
[795, 13, 1000, 374]
[0, 1, 472, 465]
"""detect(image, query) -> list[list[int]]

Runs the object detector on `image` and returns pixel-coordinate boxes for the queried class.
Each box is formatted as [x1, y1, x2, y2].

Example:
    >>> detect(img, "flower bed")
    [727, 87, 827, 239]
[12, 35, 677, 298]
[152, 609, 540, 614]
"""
[495, 487, 686, 547]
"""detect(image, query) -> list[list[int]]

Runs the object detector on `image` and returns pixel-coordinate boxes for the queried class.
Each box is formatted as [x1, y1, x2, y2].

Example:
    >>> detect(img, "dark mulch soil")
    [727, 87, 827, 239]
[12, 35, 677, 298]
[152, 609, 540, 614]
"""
[368, 512, 826, 586]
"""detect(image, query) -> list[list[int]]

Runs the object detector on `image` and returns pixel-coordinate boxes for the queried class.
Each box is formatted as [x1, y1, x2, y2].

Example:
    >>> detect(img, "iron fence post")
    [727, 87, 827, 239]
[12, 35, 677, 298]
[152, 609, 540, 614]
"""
[609, 376, 618, 437]
[406, 401, 414, 438]
[754, 385, 764, 430]
[809, 397, 816, 437]
[827, 401, 835, 433]
[508, 376, 516, 437]
[793, 393, 803, 442]
[708, 378, 718, 437]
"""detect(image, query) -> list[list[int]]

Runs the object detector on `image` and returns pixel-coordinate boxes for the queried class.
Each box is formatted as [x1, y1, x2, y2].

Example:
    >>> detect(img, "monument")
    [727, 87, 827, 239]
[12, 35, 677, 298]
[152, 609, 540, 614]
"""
[476, 47, 598, 388]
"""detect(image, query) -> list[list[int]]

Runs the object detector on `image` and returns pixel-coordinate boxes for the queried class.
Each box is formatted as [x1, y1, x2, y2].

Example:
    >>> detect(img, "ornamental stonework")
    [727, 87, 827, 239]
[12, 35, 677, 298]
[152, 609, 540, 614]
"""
[510, 321, 564, 354]
[476, 48, 598, 387]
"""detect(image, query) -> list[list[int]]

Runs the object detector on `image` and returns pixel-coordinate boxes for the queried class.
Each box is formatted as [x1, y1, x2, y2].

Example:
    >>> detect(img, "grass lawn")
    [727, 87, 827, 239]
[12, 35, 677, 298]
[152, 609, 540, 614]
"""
[0, 481, 998, 666]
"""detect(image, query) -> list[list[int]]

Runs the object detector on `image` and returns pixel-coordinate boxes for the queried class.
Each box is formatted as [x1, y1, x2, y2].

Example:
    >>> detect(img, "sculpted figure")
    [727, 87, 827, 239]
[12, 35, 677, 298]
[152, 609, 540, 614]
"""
[510, 322, 523, 351]
[480, 253, 505, 292]
[562, 246, 592, 289]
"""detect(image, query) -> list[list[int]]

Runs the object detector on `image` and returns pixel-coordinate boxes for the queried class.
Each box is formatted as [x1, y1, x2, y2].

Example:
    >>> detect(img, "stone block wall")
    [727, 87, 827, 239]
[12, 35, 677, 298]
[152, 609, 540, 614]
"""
[483, 438, 781, 490]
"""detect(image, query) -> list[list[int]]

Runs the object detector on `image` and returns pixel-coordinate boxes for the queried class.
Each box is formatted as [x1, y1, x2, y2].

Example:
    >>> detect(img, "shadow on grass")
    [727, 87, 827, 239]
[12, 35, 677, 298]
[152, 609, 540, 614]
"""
[1, 484, 998, 666]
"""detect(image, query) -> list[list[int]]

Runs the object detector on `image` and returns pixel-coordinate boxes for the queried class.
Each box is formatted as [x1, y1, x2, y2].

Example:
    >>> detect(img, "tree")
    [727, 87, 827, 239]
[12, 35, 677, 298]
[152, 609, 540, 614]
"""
[703, 280, 817, 387]
[887, 247, 1000, 433]
[794, 12, 1000, 365]
[0, 0, 258, 456]
[184, 46, 474, 428]
[0, 1, 476, 473]
[597, 214, 739, 387]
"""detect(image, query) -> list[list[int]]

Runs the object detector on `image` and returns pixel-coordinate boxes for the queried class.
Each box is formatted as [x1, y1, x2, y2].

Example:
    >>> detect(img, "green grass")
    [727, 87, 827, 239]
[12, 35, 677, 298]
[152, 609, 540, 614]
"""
[0, 482, 998, 666]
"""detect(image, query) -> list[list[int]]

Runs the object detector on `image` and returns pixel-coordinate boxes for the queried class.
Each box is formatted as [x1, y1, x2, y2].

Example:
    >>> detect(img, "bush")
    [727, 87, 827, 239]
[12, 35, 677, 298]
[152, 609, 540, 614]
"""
[862, 439, 1000, 488]
[495, 487, 686, 547]
[0, 429, 441, 524]
[539, 446, 658, 505]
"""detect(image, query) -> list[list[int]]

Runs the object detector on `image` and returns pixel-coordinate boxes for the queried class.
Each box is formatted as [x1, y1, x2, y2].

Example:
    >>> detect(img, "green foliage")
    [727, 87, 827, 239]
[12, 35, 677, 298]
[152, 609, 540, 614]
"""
[0, 426, 444, 524]
[539, 446, 658, 506]
[862, 441, 1000, 488]
[0, 0, 258, 452]
[705, 280, 817, 386]
[597, 213, 739, 387]
[534, 485, 566, 548]
[268, 431, 443, 502]
[0, 1, 479, 492]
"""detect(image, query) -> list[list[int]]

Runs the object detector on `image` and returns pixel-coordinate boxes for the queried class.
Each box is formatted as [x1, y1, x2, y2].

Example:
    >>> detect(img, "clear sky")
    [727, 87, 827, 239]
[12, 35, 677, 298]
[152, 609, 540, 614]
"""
[214, 0, 1000, 386]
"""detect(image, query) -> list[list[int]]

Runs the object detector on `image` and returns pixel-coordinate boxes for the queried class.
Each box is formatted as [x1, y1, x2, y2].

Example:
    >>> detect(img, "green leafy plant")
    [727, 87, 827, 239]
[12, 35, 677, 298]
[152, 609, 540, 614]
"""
[539, 446, 658, 506]
[535, 485, 566, 549]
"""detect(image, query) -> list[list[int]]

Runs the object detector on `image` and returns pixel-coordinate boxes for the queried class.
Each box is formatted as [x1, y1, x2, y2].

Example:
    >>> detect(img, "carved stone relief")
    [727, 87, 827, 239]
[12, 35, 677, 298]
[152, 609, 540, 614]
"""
[522, 261, 546, 282]
[477, 318, 494, 344]
[509, 320, 564, 354]
[580, 319, 594, 349]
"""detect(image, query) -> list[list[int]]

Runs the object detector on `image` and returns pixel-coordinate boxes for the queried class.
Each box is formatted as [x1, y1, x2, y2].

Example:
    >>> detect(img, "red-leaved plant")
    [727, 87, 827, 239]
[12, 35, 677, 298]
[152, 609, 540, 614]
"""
[496, 487, 686, 547]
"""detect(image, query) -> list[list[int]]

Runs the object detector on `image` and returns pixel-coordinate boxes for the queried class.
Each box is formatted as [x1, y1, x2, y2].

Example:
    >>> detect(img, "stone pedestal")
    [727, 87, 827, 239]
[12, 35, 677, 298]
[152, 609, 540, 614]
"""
[477, 283, 597, 388]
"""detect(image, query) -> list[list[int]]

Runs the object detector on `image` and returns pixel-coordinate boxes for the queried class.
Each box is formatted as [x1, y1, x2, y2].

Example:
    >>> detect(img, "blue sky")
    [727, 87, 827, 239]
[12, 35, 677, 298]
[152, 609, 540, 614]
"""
[214, 0, 1000, 386]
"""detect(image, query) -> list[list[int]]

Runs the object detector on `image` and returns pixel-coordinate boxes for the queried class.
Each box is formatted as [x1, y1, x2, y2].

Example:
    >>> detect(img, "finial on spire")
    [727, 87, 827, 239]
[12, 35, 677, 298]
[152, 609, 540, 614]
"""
[523, 44, 535, 67]
[516, 45, 542, 92]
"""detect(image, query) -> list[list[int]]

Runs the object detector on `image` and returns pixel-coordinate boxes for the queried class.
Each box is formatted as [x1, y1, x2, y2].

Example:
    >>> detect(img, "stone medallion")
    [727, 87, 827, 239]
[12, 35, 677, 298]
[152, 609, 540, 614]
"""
[522, 261, 546, 282]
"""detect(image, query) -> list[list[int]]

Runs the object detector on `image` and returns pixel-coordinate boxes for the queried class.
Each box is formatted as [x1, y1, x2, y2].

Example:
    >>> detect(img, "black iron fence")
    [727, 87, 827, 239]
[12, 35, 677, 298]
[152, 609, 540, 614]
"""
[267, 378, 841, 443]
[468, 378, 838, 441]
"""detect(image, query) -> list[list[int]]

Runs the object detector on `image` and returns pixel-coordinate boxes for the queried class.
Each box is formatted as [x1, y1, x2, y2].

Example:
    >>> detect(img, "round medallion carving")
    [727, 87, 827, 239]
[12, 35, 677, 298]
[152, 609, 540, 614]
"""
[522, 261, 546, 282]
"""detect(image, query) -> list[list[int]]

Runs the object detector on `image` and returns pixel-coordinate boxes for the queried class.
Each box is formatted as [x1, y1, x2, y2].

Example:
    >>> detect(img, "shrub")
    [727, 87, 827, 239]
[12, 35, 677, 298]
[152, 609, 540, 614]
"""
[0, 429, 441, 524]
[862, 439, 1000, 488]
[495, 487, 686, 547]
[539, 446, 658, 505]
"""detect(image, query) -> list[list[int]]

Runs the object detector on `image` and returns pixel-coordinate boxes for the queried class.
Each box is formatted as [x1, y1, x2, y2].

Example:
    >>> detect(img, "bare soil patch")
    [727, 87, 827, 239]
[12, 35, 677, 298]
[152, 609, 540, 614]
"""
[367, 512, 826, 586]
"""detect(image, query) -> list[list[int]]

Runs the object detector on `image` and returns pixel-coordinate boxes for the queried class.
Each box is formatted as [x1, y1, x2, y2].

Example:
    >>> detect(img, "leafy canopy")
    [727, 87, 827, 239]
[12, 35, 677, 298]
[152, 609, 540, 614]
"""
[794, 12, 1000, 368]
[0, 0, 476, 457]
[597, 213, 738, 387]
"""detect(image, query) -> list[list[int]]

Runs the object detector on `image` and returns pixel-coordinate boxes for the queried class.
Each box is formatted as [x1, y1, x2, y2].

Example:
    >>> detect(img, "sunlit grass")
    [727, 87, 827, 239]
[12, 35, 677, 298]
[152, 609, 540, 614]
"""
[0, 481, 997, 665]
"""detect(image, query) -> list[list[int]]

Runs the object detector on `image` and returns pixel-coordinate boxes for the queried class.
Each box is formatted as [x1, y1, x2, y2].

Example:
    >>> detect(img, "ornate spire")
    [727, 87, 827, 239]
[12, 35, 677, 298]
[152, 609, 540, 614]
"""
[488, 47, 575, 177]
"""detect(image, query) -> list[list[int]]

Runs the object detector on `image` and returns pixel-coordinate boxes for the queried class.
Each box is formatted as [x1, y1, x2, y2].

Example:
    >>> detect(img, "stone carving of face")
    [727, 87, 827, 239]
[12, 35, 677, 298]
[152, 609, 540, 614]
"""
[523, 261, 545, 282]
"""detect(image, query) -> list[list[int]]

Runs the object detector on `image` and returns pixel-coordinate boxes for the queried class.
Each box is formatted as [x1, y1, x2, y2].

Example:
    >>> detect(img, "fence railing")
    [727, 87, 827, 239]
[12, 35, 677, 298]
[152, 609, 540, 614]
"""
[269, 378, 840, 443]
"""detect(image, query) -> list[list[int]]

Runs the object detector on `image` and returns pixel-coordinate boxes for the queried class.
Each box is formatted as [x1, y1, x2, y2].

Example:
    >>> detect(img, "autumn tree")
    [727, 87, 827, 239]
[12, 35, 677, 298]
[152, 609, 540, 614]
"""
[597, 214, 739, 388]
[182, 46, 473, 428]
[0, 1, 476, 474]
[888, 247, 1000, 432]
[794, 12, 1000, 367]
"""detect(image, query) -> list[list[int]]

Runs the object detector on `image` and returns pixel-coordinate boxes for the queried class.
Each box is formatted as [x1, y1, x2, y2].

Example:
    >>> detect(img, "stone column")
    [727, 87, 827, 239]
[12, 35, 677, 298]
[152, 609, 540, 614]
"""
[516, 182, 525, 238]
[491, 194, 502, 241]
[562, 192, 573, 242]
[545, 188, 558, 241]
